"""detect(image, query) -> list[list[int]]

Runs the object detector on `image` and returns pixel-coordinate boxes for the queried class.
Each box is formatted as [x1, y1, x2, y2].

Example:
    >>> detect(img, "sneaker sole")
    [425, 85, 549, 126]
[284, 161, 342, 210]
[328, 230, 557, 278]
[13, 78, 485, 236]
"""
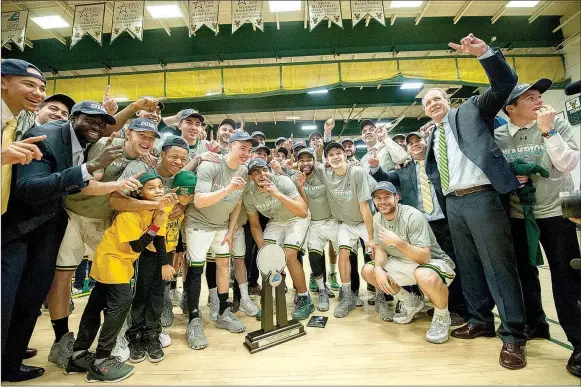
[293, 305, 315, 320]
[148, 354, 165, 363]
[86, 367, 135, 383]
[239, 306, 259, 317]
[215, 323, 246, 333]
[426, 335, 450, 344]
[129, 355, 146, 364]
[64, 366, 89, 375]
[317, 304, 329, 312]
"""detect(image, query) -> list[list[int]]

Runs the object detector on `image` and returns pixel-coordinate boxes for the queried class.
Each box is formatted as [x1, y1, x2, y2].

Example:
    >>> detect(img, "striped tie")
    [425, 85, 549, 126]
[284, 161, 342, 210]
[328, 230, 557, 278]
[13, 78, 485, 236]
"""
[417, 159, 434, 214]
[436, 122, 449, 192]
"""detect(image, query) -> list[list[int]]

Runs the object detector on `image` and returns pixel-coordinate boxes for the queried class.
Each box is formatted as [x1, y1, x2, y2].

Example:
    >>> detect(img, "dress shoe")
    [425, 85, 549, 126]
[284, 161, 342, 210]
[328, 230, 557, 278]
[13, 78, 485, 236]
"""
[23, 347, 37, 359]
[524, 325, 550, 341]
[566, 349, 581, 378]
[1, 364, 45, 382]
[451, 323, 496, 339]
[499, 343, 527, 370]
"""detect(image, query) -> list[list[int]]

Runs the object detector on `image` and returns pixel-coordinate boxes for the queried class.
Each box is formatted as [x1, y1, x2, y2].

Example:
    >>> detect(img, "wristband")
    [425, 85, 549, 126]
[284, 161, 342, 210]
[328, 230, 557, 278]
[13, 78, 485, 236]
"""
[149, 224, 160, 233]
[541, 129, 557, 138]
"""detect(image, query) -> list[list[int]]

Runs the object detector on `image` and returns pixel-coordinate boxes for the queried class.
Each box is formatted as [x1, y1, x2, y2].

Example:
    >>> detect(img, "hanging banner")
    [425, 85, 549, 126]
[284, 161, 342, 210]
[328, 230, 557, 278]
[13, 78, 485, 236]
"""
[111, 0, 144, 43]
[350, 0, 385, 27]
[71, 3, 105, 48]
[188, 1, 219, 36]
[308, 1, 342, 31]
[231, 0, 263, 34]
[1, 11, 28, 51]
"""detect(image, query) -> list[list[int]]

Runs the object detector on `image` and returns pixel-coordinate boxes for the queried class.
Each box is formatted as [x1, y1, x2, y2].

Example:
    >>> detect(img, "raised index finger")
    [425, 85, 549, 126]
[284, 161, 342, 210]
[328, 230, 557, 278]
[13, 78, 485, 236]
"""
[448, 42, 463, 51]
[105, 131, 118, 146]
[103, 85, 111, 101]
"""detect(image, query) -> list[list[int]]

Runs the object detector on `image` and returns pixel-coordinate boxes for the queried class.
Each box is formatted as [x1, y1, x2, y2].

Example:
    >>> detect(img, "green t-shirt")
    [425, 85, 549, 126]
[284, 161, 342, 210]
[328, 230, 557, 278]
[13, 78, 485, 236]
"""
[65, 137, 137, 219]
[292, 169, 332, 221]
[373, 204, 454, 267]
[317, 164, 371, 226]
[185, 157, 248, 230]
[494, 117, 578, 219]
[243, 174, 300, 223]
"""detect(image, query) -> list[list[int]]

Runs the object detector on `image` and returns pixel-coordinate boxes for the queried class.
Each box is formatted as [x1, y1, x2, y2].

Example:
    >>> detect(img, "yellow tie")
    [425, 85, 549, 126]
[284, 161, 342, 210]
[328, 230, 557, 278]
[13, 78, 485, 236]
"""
[437, 122, 449, 192]
[417, 159, 434, 214]
[2, 118, 18, 215]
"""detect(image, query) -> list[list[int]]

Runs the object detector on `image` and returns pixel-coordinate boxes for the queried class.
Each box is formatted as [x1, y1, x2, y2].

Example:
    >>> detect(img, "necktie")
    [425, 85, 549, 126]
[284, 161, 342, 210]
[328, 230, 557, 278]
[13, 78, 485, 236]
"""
[2, 118, 18, 215]
[417, 159, 434, 214]
[436, 122, 449, 192]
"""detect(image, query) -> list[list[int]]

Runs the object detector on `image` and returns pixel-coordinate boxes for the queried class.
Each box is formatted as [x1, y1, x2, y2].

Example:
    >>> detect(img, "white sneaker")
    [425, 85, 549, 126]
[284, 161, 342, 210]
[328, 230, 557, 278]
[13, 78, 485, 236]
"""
[71, 287, 83, 296]
[215, 308, 245, 333]
[239, 298, 259, 317]
[393, 295, 425, 325]
[426, 312, 451, 344]
[159, 329, 172, 348]
[111, 333, 130, 363]
[209, 300, 219, 322]
[186, 317, 208, 350]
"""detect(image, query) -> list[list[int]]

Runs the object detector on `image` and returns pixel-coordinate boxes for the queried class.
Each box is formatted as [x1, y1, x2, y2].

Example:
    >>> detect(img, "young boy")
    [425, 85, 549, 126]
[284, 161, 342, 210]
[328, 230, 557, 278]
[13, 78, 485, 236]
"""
[127, 170, 197, 364]
[65, 172, 168, 383]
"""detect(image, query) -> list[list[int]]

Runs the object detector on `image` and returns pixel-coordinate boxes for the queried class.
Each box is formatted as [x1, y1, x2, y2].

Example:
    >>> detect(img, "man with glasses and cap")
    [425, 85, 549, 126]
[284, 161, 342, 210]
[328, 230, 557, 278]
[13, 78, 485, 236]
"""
[1, 100, 120, 382]
[495, 78, 581, 377]
[361, 181, 456, 344]
[45, 117, 162, 368]
[251, 130, 266, 146]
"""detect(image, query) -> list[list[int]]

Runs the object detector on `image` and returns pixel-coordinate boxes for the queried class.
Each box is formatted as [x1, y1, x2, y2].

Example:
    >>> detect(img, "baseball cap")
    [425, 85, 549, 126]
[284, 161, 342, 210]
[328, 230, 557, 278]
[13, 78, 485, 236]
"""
[404, 132, 424, 144]
[360, 119, 376, 131]
[325, 141, 345, 154]
[137, 172, 162, 186]
[292, 140, 307, 150]
[308, 131, 322, 141]
[297, 147, 315, 159]
[276, 147, 288, 157]
[275, 137, 287, 146]
[503, 78, 552, 114]
[172, 170, 198, 195]
[253, 144, 271, 156]
[162, 135, 189, 151]
[43, 94, 75, 113]
[71, 101, 116, 125]
[251, 131, 266, 139]
[392, 133, 406, 141]
[179, 109, 205, 123]
[371, 181, 398, 196]
[219, 118, 236, 129]
[247, 157, 268, 173]
[1, 59, 46, 84]
[228, 131, 259, 146]
[341, 137, 355, 145]
[127, 118, 160, 138]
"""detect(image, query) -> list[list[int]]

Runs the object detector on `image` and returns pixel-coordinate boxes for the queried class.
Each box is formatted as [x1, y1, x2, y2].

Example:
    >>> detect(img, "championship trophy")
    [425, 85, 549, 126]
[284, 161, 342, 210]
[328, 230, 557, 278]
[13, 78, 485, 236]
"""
[243, 244, 306, 353]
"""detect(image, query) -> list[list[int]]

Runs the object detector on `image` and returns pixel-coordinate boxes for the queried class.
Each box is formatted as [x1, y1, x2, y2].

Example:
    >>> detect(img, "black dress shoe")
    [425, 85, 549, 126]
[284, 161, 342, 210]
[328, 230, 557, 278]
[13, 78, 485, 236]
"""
[524, 325, 550, 341]
[451, 323, 496, 339]
[2, 364, 45, 382]
[566, 349, 581, 378]
[23, 347, 38, 359]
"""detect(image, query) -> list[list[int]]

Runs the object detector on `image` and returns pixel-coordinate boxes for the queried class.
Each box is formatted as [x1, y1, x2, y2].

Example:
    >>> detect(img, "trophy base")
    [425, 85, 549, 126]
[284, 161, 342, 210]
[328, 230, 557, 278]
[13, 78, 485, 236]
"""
[243, 319, 305, 353]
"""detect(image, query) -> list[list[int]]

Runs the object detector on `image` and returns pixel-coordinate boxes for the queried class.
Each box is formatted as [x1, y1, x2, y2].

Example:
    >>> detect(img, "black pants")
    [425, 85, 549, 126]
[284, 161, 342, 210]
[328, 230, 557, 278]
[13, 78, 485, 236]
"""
[429, 218, 468, 317]
[511, 216, 581, 350]
[446, 190, 526, 345]
[243, 213, 269, 287]
[127, 250, 165, 339]
[1, 214, 66, 373]
[73, 282, 132, 359]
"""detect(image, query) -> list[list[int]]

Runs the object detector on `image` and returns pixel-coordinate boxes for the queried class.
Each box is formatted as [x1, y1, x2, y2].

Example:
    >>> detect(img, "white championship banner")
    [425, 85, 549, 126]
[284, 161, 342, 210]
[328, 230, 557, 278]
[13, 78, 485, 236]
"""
[350, 0, 385, 27]
[1, 10, 28, 51]
[188, 1, 219, 36]
[231, 0, 263, 34]
[308, 1, 342, 31]
[111, 0, 145, 42]
[71, 3, 106, 47]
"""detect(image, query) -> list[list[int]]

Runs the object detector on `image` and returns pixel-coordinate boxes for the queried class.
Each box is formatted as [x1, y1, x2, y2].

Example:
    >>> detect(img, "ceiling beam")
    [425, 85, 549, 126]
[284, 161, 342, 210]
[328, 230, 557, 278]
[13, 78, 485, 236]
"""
[453, 1, 473, 25]
[415, 1, 430, 26]
[25, 39, 33, 48]
[529, 1, 554, 24]
[491, 2, 509, 24]
[552, 10, 580, 34]
[390, 14, 397, 26]
[178, 1, 190, 29]
[55, 0, 75, 20]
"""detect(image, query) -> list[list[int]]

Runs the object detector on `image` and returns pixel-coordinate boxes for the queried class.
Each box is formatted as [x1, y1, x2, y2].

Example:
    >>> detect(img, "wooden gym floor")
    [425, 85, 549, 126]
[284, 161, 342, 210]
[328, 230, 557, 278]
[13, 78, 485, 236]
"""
[9, 262, 579, 385]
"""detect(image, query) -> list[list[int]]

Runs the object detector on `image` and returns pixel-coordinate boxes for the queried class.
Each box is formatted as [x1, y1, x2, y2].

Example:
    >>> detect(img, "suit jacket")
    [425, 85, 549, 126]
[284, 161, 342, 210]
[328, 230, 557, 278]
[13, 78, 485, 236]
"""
[371, 163, 447, 214]
[2, 120, 86, 244]
[425, 49, 519, 196]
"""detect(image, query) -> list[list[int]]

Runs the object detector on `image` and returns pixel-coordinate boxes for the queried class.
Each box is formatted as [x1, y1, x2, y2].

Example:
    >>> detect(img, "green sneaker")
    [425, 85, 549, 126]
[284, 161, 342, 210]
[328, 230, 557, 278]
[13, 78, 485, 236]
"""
[86, 356, 134, 383]
[292, 295, 314, 321]
[328, 272, 340, 291]
[309, 273, 317, 292]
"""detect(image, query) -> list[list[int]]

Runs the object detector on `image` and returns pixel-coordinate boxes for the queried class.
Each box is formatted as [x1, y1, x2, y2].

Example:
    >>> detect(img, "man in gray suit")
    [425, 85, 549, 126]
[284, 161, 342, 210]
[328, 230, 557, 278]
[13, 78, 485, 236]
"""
[423, 33, 526, 369]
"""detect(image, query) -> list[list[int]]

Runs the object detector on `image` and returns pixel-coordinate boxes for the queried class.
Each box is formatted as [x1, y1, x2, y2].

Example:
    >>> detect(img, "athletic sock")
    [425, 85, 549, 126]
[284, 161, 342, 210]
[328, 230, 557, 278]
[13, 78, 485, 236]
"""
[434, 306, 449, 316]
[315, 277, 325, 291]
[209, 287, 219, 305]
[170, 279, 177, 290]
[189, 309, 200, 322]
[239, 282, 250, 300]
[329, 264, 337, 274]
[218, 293, 229, 314]
[51, 317, 69, 343]
[298, 291, 308, 298]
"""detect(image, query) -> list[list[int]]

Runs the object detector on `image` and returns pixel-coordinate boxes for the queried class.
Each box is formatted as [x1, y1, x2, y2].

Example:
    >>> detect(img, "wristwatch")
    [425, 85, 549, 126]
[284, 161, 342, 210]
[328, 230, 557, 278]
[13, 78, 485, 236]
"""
[541, 129, 557, 138]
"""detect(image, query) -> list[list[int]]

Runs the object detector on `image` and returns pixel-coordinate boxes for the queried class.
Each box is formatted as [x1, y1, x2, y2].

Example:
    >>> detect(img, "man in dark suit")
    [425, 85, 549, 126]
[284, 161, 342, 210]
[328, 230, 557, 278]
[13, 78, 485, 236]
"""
[370, 131, 467, 325]
[1, 101, 121, 382]
[422, 34, 525, 369]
